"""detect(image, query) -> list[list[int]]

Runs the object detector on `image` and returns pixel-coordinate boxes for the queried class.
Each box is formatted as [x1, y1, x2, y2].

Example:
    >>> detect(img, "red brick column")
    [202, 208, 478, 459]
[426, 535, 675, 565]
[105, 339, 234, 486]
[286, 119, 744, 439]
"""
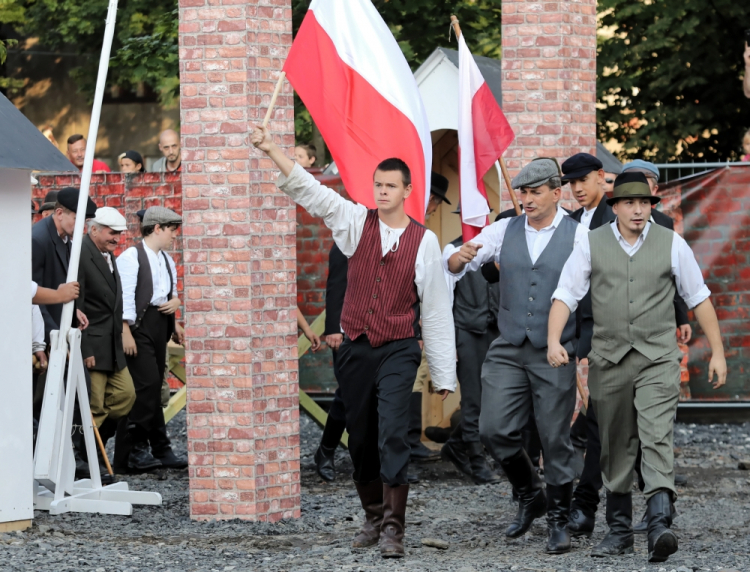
[502, 0, 597, 207]
[178, 0, 300, 521]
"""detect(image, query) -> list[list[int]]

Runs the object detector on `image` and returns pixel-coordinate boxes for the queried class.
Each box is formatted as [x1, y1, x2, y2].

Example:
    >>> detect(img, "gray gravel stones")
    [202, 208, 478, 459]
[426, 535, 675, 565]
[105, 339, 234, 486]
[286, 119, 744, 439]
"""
[6, 413, 749, 571]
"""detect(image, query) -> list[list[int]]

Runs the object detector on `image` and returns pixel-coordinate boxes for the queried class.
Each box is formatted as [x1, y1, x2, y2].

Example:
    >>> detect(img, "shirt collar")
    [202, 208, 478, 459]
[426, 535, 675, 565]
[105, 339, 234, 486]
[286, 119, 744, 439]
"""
[611, 219, 651, 245]
[143, 241, 161, 257]
[524, 206, 566, 233]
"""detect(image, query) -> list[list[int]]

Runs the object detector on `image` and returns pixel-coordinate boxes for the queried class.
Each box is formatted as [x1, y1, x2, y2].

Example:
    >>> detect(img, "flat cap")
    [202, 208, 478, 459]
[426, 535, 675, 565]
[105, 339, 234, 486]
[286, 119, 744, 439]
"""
[57, 187, 98, 218]
[142, 206, 182, 227]
[135, 209, 146, 222]
[561, 153, 603, 181]
[39, 190, 59, 212]
[93, 207, 127, 231]
[622, 159, 660, 182]
[31, 201, 38, 214]
[511, 158, 560, 189]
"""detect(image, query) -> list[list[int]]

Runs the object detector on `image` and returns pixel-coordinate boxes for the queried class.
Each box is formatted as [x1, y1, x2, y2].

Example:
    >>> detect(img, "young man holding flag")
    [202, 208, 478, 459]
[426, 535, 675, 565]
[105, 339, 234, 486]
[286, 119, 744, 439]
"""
[252, 125, 455, 559]
[446, 158, 586, 555]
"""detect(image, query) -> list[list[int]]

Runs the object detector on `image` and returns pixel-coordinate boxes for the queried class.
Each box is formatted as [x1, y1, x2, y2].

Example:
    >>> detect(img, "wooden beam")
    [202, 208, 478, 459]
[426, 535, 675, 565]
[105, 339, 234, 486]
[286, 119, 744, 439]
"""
[0, 519, 31, 533]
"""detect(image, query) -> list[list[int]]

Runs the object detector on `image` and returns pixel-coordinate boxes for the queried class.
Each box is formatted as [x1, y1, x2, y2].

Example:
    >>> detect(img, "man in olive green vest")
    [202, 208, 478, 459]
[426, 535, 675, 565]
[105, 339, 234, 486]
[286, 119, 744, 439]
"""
[547, 172, 727, 564]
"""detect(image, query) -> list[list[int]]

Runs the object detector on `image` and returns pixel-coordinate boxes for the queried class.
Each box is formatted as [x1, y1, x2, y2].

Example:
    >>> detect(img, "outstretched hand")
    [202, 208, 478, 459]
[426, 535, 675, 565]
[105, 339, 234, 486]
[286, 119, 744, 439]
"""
[457, 242, 482, 265]
[251, 125, 274, 152]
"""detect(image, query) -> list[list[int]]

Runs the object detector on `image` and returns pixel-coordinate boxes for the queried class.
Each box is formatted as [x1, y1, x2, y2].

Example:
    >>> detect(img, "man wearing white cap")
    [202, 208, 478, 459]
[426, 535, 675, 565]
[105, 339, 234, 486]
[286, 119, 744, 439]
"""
[78, 207, 136, 481]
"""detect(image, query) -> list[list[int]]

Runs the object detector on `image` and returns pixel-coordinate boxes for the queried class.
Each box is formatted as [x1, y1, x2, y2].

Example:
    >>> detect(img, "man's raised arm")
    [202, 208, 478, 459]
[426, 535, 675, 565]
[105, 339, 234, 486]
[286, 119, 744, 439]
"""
[252, 125, 295, 176]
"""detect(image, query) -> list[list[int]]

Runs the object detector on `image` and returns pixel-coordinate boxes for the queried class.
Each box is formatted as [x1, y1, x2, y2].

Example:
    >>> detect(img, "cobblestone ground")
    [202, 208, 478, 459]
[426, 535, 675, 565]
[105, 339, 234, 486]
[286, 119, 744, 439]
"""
[4, 412, 749, 571]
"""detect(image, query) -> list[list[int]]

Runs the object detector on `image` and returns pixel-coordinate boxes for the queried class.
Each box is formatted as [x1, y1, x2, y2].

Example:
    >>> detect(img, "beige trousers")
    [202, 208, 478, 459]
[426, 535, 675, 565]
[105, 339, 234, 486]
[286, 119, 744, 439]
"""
[588, 347, 682, 499]
[90, 367, 136, 427]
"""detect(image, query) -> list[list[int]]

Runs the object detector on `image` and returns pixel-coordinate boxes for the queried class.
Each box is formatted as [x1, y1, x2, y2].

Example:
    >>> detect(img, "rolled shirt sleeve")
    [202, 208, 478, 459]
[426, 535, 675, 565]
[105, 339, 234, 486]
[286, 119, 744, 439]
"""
[551, 229, 592, 313]
[417, 232, 457, 393]
[672, 233, 711, 309]
[443, 219, 510, 279]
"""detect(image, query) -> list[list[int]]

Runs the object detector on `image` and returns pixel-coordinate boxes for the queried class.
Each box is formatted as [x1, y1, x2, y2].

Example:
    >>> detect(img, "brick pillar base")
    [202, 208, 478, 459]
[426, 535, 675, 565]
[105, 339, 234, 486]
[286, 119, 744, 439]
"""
[179, 0, 300, 521]
[502, 0, 597, 208]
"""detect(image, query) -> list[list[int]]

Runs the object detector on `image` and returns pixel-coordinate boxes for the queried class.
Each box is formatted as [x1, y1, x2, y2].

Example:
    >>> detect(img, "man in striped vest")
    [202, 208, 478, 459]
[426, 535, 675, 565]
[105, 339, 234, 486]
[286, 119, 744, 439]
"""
[446, 158, 588, 555]
[252, 126, 456, 559]
[548, 172, 727, 563]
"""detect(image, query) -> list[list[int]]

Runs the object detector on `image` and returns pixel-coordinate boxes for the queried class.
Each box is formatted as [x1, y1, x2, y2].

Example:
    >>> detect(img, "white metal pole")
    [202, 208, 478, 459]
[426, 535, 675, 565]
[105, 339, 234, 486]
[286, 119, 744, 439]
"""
[57, 0, 119, 340]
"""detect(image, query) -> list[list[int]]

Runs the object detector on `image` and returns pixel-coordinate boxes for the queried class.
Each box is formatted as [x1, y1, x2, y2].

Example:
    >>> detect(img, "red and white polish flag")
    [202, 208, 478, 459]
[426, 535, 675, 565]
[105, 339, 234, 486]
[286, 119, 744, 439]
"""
[457, 34, 515, 241]
[284, 0, 433, 222]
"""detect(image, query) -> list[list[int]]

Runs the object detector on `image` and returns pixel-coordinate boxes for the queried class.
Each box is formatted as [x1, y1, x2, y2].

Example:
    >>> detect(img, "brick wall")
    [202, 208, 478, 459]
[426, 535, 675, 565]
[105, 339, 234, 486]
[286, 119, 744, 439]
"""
[178, 0, 299, 521]
[660, 167, 750, 400]
[501, 0, 597, 209]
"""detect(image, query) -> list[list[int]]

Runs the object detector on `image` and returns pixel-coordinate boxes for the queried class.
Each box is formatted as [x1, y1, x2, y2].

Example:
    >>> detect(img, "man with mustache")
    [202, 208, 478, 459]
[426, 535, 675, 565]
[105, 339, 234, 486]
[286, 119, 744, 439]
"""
[446, 158, 587, 555]
[548, 171, 726, 563]
[77, 207, 136, 482]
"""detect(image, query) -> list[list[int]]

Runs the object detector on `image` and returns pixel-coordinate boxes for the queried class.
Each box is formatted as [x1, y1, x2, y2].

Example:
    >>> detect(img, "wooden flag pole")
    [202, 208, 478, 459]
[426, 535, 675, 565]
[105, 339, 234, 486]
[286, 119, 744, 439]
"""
[452, 16, 521, 217]
[262, 71, 287, 128]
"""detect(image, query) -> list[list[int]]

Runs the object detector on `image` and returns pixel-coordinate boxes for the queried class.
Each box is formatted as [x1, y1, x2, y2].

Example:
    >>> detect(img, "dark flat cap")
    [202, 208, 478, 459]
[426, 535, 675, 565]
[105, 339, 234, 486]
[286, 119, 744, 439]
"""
[430, 172, 451, 205]
[135, 209, 146, 222]
[57, 187, 98, 218]
[561, 153, 603, 181]
[142, 206, 182, 227]
[606, 171, 660, 206]
[39, 190, 59, 212]
[511, 158, 560, 189]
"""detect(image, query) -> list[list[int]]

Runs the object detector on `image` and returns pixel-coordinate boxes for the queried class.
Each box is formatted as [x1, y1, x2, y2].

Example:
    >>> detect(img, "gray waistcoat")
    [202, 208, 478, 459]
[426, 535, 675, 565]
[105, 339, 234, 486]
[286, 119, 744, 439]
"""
[590, 223, 677, 364]
[453, 268, 500, 334]
[497, 214, 578, 349]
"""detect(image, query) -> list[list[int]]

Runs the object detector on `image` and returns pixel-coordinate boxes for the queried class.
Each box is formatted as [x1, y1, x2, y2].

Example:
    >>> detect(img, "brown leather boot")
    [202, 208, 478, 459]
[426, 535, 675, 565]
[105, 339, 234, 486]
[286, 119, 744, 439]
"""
[379, 483, 409, 558]
[352, 479, 383, 549]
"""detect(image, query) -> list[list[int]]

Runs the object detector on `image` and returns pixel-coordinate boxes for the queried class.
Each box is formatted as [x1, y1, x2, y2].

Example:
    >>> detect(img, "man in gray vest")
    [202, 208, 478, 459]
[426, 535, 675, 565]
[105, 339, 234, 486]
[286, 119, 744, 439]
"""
[446, 158, 588, 554]
[548, 171, 727, 563]
[440, 219, 501, 485]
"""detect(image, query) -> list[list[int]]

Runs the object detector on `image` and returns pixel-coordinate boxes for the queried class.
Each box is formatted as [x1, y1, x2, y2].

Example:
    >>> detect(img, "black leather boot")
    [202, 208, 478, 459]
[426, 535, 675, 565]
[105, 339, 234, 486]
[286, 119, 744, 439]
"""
[424, 425, 452, 443]
[408, 393, 439, 462]
[567, 506, 596, 537]
[647, 490, 678, 563]
[466, 442, 501, 485]
[352, 479, 383, 549]
[71, 430, 90, 479]
[545, 482, 573, 554]
[440, 439, 472, 476]
[499, 450, 547, 538]
[149, 418, 187, 469]
[113, 416, 131, 473]
[314, 444, 337, 482]
[591, 492, 634, 557]
[128, 442, 163, 472]
[380, 484, 409, 558]
[635, 497, 676, 534]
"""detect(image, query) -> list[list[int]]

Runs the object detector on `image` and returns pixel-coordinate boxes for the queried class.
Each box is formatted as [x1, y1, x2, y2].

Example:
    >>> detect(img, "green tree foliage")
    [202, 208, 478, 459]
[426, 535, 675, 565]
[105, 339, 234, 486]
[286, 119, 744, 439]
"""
[7, 0, 178, 104]
[598, 1, 750, 162]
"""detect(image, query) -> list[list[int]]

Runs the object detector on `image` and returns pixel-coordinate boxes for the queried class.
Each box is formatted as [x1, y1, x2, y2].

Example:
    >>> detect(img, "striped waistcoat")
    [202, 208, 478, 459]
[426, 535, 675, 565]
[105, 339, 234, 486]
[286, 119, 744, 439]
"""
[340, 210, 425, 347]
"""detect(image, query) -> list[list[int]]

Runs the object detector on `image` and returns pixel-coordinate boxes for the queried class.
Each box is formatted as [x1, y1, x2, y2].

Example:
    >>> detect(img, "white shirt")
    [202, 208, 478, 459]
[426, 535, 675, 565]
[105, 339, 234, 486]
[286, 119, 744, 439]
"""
[102, 252, 113, 273]
[443, 207, 590, 279]
[277, 163, 457, 392]
[31, 282, 45, 352]
[552, 220, 711, 312]
[579, 207, 595, 229]
[117, 243, 178, 325]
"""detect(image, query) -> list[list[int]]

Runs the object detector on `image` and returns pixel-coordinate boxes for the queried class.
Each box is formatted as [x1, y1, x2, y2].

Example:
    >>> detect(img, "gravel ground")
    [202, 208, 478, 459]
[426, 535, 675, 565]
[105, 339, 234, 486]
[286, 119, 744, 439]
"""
[4, 411, 749, 571]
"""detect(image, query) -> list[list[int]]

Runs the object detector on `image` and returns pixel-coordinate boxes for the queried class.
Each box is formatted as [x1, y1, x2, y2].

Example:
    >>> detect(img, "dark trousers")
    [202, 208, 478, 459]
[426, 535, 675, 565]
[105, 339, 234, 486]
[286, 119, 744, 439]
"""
[328, 349, 346, 423]
[125, 307, 170, 443]
[455, 326, 498, 444]
[571, 396, 603, 515]
[337, 335, 422, 485]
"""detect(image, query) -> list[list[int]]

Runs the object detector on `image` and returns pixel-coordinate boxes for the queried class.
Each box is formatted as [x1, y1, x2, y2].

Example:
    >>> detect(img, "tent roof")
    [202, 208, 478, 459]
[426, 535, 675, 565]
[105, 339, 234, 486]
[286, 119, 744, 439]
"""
[436, 47, 503, 106]
[0, 92, 77, 172]
[596, 141, 623, 175]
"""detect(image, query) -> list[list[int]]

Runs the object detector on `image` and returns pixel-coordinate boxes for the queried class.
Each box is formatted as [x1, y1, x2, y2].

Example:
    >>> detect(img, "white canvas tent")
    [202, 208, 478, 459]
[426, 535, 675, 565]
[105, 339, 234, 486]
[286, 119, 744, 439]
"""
[0, 91, 78, 532]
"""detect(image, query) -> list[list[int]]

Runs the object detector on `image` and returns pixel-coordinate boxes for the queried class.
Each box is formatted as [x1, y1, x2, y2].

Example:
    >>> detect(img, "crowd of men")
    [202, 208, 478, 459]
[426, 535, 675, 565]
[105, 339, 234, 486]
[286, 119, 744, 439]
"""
[31, 188, 188, 483]
[252, 124, 727, 565]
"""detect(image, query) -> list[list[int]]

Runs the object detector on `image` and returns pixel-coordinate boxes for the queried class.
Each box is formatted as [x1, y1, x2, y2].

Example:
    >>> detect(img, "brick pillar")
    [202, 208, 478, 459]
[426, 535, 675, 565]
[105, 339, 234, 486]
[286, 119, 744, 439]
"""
[178, 0, 300, 521]
[502, 0, 597, 205]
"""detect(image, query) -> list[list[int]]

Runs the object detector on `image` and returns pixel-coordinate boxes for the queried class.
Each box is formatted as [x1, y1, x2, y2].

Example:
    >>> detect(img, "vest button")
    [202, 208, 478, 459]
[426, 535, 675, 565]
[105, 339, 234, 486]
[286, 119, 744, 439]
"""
[373, 294, 378, 299]
[630, 300, 633, 304]
[532, 267, 538, 271]
[365, 325, 369, 331]
[528, 297, 534, 301]
[528, 313, 532, 317]
[368, 309, 373, 314]
[630, 321, 634, 325]
[630, 278, 634, 282]
[630, 258, 634, 262]
[630, 341, 634, 345]
[380, 260, 385, 266]
[526, 327, 531, 331]
[376, 277, 381, 282]
[531, 282, 537, 286]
